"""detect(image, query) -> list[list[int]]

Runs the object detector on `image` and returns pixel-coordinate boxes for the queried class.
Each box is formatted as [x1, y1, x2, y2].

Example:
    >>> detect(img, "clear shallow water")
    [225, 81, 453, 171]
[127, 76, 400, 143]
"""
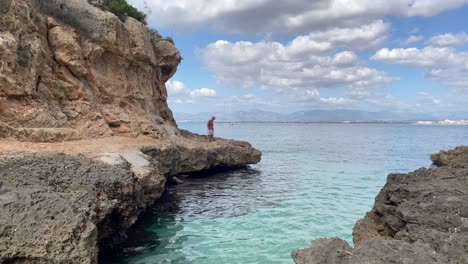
[109, 123, 468, 264]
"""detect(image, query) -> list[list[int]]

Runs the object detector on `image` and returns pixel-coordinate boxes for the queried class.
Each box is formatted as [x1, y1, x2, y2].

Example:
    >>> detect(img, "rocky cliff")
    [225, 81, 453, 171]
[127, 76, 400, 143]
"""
[0, 1, 262, 263]
[292, 146, 468, 264]
[0, 0, 180, 141]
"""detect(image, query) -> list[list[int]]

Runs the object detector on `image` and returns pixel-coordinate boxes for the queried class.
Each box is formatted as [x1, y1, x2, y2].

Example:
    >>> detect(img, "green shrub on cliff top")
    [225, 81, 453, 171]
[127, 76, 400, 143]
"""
[100, 0, 147, 24]
[164, 36, 174, 44]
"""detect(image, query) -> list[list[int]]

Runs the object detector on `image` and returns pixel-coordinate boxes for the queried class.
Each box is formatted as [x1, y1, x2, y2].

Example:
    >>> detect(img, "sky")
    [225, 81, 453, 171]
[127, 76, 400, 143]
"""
[129, 0, 468, 115]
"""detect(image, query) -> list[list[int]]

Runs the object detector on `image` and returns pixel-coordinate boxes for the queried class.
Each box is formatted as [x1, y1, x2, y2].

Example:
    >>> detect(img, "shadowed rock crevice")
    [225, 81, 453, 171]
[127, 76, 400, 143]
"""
[292, 146, 468, 264]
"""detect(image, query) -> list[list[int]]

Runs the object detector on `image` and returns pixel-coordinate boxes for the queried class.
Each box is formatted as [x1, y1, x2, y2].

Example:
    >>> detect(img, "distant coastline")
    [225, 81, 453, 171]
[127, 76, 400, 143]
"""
[415, 120, 468, 125]
[177, 120, 467, 125]
[174, 109, 468, 124]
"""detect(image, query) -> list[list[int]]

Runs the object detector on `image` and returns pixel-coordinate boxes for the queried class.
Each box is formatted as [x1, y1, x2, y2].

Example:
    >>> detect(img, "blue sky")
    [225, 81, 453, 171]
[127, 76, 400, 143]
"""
[129, 0, 468, 115]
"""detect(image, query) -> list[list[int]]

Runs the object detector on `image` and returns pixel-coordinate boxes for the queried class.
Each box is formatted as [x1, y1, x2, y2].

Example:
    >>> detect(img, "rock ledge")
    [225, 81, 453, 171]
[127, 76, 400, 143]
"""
[0, 134, 261, 263]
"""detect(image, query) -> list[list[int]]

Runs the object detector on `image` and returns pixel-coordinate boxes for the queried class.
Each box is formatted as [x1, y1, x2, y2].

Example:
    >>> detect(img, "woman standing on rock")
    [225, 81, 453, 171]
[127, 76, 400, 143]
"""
[207, 116, 215, 142]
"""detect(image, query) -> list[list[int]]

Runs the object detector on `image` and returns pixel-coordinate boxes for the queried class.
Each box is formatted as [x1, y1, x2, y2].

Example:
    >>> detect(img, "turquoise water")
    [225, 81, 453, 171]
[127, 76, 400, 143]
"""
[109, 123, 468, 264]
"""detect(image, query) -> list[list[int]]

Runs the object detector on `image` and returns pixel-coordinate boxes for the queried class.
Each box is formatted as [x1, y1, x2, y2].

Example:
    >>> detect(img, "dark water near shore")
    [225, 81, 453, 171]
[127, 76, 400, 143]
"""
[107, 123, 468, 264]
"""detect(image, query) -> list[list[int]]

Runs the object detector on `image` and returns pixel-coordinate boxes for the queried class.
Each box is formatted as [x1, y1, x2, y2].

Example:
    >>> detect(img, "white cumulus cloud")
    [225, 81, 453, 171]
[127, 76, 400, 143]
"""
[372, 46, 468, 88]
[166, 81, 217, 102]
[429, 32, 468, 47]
[128, 0, 468, 34]
[403, 35, 424, 45]
[319, 97, 354, 105]
[166, 80, 189, 95]
[200, 23, 395, 91]
[190, 88, 217, 97]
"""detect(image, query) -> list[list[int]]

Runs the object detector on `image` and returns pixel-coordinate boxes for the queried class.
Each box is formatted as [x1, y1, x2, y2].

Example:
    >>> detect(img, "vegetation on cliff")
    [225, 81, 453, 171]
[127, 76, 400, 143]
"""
[91, 0, 147, 24]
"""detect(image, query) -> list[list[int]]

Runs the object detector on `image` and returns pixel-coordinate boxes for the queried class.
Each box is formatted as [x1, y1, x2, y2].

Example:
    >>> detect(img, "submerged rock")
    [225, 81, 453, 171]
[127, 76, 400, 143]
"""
[292, 146, 468, 264]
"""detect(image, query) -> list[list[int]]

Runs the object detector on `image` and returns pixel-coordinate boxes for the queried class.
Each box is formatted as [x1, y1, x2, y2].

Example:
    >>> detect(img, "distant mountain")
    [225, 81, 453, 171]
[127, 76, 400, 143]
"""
[286, 110, 398, 122]
[174, 110, 285, 122]
[174, 110, 468, 123]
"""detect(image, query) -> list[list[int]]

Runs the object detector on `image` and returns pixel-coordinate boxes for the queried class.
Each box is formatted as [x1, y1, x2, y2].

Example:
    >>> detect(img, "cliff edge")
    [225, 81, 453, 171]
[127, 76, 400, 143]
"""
[292, 146, 468, 264]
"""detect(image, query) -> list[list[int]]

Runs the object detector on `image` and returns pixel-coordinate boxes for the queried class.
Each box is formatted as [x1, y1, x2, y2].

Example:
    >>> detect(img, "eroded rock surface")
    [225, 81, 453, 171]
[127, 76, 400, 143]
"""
[0, 153, 140, 264]
[431, 146, 468, 167]
[142, 140, 262, 176]
[0, 0, 181, 141]
[0, 136, 261, 263]
[292, 146, 468, 264]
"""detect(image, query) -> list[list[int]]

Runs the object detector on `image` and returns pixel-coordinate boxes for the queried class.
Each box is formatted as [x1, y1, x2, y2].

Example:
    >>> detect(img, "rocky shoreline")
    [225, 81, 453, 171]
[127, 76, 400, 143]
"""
[0, 1, 262, 262]
[292, 146, 468, 264]
[6, 0, 467, 263]
[0, 134, 261, 263]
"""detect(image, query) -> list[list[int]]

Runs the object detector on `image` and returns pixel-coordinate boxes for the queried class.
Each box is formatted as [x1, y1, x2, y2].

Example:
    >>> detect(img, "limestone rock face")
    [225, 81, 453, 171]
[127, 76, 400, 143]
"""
[0, 0, 181, 141]
[292, 146, 468, 264]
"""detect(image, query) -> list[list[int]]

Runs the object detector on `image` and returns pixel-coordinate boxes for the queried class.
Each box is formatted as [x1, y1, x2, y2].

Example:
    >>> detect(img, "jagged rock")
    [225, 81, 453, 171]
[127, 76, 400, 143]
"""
[430, 146, 468, 167]
[292, 146, 468, 264]
[291, 238, 352, 264]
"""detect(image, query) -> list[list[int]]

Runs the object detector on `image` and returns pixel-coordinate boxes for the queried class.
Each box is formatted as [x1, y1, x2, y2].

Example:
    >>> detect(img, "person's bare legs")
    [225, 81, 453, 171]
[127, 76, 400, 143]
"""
[208, 131, 213, 142]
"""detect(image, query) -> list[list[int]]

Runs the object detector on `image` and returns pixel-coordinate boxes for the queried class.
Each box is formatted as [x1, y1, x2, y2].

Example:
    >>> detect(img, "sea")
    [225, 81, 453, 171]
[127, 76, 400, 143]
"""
[106, 123, 468, 264]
